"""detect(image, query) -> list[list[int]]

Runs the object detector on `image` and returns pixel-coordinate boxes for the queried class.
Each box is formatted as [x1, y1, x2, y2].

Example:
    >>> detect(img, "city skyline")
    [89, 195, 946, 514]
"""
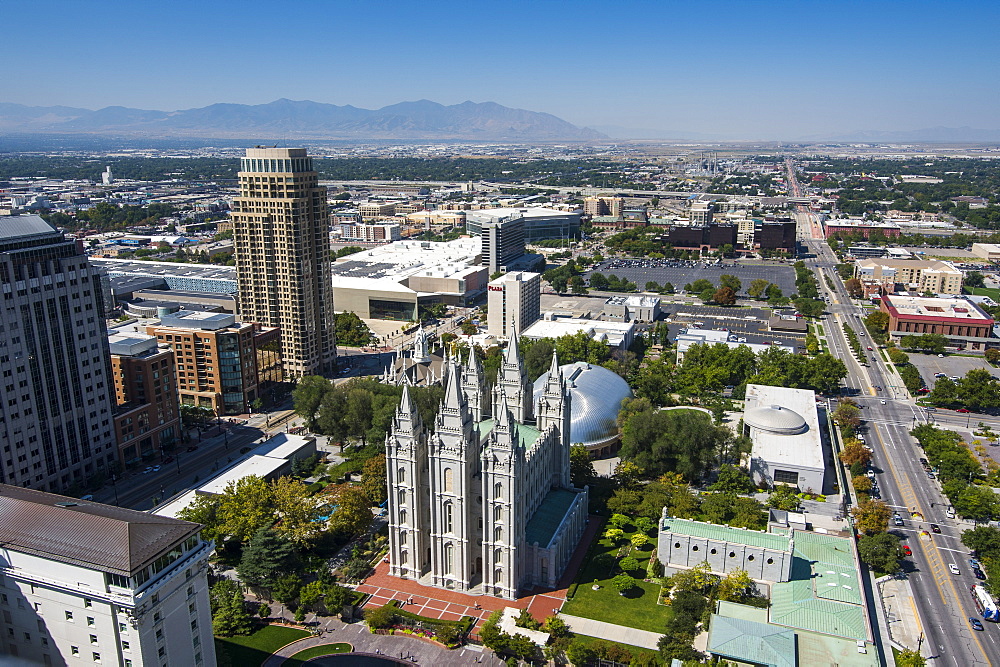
[4, 0, 999, 140]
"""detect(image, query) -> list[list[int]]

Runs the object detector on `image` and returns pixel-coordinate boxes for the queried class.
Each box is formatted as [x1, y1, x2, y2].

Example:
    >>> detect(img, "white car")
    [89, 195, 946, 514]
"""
[880, 400, 886, 405]
[949, 564, 961, 575]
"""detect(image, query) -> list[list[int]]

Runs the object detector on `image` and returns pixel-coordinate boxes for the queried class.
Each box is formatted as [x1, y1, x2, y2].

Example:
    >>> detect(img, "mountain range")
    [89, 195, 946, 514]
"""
[0, 99, 606, 142]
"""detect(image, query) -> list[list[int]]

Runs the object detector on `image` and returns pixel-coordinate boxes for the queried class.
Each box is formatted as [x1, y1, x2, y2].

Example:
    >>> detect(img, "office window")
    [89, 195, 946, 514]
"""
[125, 661, 132, 667]
[84, 598, 93, 608]
[71, 646, 79, 656]
[65, 611, 74, 621]
[158, 646, 165, 658]
[119, 622, 128, 633]
[155, 628, 163, 641]
[122, 641, 130, 651]
[87, 616, 95, 627]
[93, 653, 101, 662]
[90, 634, 98, 644]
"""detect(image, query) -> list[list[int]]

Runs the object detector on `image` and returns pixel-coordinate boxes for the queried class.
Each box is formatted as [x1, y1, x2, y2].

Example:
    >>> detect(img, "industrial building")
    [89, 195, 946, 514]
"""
[743, 384, 826, 493]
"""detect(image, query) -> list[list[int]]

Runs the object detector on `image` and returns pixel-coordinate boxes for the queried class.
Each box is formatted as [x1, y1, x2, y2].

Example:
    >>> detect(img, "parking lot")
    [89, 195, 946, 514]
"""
[586, 260, 797, 297]
[906, 352, 997, 389]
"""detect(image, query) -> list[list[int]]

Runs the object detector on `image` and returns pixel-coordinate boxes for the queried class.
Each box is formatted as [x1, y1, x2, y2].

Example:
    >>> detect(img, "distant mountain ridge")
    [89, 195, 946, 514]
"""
[0, 99, 606, 142]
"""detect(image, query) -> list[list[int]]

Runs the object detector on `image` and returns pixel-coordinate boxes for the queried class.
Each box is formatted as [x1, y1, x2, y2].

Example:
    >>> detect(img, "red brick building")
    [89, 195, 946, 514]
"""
[880, 296, 996, 350]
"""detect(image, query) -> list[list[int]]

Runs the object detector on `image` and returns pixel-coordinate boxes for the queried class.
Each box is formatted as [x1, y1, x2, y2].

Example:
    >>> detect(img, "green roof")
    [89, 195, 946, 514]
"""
[769, 532, 866, 640]
[707, 614, 796, 667]
[525, 488, 582, 547]
[660, 518, 791, 551]
[475, 418, 495, 439]
[516, 423, 542, 449]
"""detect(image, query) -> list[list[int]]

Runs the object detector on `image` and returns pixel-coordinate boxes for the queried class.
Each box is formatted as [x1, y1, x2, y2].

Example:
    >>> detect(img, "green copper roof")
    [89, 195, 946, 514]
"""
[660, 518, 791, 551]
[707, 614, 796, 667]
[525, 488, 582, 547]
[769, 532, 866, 640]
[516, 423, 542, 449]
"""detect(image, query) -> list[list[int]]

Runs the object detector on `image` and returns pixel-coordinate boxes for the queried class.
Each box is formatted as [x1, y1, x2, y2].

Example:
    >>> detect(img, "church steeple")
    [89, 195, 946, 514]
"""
[436, 356, 470, 436]
[496, 325, 532, 423]
[461, 345, 486, 421]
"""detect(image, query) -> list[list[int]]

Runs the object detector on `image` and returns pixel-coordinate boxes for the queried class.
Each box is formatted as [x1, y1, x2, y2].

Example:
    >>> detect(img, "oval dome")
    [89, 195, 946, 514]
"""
[744, 404, 807, 435]
[533, 362, 633, 449]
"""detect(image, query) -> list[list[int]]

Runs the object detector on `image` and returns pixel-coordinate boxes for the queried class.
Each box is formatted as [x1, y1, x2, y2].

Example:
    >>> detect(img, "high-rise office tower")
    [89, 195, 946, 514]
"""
[232, 147, 337, 378]
[0, 215, 118, 491]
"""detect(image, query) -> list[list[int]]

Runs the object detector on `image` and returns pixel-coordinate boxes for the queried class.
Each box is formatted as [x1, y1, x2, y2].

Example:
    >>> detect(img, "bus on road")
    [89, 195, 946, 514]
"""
[971, 585, 999, 621]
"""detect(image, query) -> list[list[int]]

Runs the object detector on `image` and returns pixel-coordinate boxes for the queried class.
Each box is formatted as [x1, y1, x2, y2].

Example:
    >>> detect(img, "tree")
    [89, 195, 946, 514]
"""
[904, 333, 947, 355]
[832, 403, 862, 431]
[569, 444, 596, 486]
[645, 280, 661, 292]
[957, 369, 1000, 411]
[839, 440, 872, 467]
[609, 513, 630, 529]
[619, 409, 731, 481]
[700, 287, 716, 303]
[216, 475, 276, 543]
[953, 485, 999, 523]
[238, 528, 300, 590]
[327, 484, 373, 536]
[865, 310, 889, 332]
[710, 464, 755, 495]
[619, 556, 640, 573]
[613, 460, 644, 488]
[961, 525, 1000, 557]
[611, 574, 637, 595]
[986, 348, 1000, 365]
[360, 454, 387, 504]
[334, 311, 375, 347]
[211, 579, 254, 637]
[853, 475, 873, 492]
[858, 532, 902, 574]
[713, 286, 737, 306]
[967, 271, 986, 288]
[690, 278, 714, 293]
[895, 649, 927, 667]
[715, 569, 753, 602]
[176, 492, 221, 541]
[887, 347, 909, 365]
[634, 516, 656, 534]
[588, 272, 609, 290]
[630, 533, 649, 549]
[929, 377, 959, 406]
[747, 278, 770, 299]
[271, 574, 303, 606]
[604, 528, 625, 544]
[271, 476, 324, 544]
[719, 274, 741, 293]
[768, 485, 799, 510]
[851, 498, 892, 535]
[844, 277, 864, 298]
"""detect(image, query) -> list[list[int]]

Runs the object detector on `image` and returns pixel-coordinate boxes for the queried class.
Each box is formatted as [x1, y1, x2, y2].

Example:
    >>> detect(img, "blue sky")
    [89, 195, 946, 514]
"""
[5, 0, 999, 139]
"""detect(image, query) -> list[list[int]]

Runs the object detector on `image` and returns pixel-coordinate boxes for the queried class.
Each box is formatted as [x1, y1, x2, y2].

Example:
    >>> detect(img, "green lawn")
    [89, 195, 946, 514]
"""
[215, 624, 311, 667]
[965, 286, 1000, 301]
[560, 526, 672, 633]
[282, 643, 353, 666]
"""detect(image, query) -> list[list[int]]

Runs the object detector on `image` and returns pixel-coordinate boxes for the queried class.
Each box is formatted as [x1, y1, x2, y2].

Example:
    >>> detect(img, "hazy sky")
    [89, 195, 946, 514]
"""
[5, 0, 999, 139]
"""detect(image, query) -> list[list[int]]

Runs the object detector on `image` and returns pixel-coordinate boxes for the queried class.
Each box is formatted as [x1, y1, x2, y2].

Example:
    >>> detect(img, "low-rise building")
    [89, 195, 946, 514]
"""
[972, 243, 1000, 261]
[108, 331, 181, 467]
[743, 384, 825, 493]
[0, 485, 216, 666]
[338, 222, 401, 243]
[522, 314, 635, 349]
[879, 295, 995, 350]
[603, 295, 660, 323]
[824, 220, 901, 239]
[675, 329, 796, 364]
[358, 201, 398, 218]
[467, 207, 581, 244]
[855, 258, 963, 296]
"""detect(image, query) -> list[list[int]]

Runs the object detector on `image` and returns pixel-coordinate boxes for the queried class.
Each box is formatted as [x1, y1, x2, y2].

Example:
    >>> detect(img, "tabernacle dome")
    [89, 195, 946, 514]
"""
[532, 361, 633, 456]
[743, 404, 808, 435]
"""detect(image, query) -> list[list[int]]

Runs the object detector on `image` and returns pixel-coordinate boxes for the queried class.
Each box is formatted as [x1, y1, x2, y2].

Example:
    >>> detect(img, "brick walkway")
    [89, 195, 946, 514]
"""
[357, 515, 604, 631]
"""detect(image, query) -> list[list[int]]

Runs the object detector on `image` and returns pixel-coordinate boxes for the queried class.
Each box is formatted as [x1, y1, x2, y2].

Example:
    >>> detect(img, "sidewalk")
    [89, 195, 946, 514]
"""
[559, 614, 662, 650]
[879, 576, 926, 655]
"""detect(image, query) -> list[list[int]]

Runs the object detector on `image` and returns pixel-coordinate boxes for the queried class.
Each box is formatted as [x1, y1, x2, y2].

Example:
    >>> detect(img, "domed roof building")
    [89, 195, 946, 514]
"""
[532, 361, 633, 456]
[742, 384, 826, 493]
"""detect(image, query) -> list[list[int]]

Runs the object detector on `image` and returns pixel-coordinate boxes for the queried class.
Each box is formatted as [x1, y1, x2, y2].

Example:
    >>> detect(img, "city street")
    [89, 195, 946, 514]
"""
[803, 229, 998, 665]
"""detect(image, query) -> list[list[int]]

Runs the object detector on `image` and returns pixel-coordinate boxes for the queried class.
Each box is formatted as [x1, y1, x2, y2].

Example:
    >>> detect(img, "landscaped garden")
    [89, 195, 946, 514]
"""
[215, 624, 311, 667]
[560, 516, 672, 634]
[282, 642, 353, 666]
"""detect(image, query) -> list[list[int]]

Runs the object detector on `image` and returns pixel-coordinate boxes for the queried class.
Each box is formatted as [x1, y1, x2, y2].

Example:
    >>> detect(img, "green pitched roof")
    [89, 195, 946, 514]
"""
[660, 518, 791, 551]
[525, 488, 582, 547]
[707, 614, 796, 667]
[769, 532, 866, 640]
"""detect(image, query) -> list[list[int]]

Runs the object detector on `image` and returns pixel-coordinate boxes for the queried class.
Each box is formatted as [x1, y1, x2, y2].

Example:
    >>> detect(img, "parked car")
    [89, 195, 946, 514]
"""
[971, 558, 982, 569]
[142, 466, 153, 474]
[974, 568, 987, 580]
[957, 408, 971, 413]
[902, 545, 912, 556]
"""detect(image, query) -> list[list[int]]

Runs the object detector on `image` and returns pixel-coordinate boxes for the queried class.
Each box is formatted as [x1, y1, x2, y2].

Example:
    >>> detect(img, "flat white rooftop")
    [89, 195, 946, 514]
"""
[523, 316, 633, 347]
[883, 295, 991, 321]
[744, 384, 824, 473]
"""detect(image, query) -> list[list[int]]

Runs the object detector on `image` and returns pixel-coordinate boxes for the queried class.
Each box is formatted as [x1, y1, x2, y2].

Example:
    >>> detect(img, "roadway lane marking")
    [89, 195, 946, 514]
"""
[872, 417, 992, 662]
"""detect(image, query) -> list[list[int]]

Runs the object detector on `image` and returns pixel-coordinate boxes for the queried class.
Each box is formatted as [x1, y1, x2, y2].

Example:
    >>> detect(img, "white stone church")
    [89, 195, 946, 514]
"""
[384, 334, 589, 599]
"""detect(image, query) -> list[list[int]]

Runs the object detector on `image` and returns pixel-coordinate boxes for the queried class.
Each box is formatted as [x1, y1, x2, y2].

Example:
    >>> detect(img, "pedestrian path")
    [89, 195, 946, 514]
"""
[261, 618, 504, 667]
[558, 614, 662, 650]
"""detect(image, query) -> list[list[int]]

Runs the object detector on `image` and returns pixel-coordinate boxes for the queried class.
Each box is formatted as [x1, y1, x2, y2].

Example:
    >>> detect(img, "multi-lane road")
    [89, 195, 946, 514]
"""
[796, 209, 999, 664]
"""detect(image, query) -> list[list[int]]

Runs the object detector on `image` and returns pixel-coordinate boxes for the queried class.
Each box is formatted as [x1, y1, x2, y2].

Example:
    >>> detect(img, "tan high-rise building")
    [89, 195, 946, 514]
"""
[232, 147, 337, 377]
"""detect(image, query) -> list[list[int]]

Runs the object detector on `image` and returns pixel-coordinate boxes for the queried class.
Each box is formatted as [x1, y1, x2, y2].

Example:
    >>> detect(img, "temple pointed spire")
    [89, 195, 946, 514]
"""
[443, 356, 463, 411]
[400, 383, 413, 414]
[504, 323, 521, 366]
